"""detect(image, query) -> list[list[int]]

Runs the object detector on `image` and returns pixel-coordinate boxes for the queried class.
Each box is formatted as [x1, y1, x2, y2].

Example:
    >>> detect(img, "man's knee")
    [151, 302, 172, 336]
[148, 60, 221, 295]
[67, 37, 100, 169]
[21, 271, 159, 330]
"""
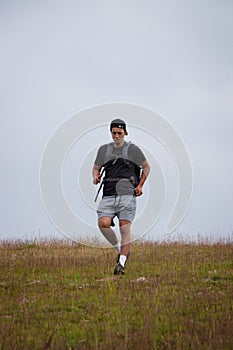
[98, 217, 112, 229]
[119, 220, 131, 227]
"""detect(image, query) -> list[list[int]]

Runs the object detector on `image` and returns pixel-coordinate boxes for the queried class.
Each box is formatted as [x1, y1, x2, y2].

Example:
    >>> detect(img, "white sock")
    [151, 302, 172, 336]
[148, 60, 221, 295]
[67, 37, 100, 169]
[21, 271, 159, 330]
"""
[119, 255, 127, 267]
[114, 242, 121, 254]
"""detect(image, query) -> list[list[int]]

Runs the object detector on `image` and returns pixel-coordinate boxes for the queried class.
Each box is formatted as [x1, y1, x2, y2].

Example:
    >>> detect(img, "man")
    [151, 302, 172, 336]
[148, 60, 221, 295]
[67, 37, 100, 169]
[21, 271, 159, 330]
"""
[92, 118, 150, 275]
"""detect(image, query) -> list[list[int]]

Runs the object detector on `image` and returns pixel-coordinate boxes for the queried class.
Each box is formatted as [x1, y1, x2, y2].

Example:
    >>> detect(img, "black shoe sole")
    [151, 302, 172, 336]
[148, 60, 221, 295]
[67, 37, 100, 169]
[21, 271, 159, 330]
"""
[114, 264, 125, 275]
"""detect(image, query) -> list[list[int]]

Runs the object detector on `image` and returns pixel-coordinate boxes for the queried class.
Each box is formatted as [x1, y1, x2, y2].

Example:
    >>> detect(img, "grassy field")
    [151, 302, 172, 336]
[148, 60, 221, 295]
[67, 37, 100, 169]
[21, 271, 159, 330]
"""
[0, 240, 232, 349]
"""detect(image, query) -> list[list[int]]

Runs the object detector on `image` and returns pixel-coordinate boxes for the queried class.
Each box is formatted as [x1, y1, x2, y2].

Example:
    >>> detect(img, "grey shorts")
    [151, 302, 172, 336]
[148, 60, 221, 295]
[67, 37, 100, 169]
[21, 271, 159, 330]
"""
[97, 195, 136, 223]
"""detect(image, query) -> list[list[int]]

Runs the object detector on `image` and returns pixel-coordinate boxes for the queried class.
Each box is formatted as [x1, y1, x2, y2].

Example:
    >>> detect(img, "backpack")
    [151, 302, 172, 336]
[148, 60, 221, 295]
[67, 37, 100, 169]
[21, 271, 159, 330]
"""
[104, 141, 131, 164]
[94, 142, 141, 202]
[103, 141, 141, 186]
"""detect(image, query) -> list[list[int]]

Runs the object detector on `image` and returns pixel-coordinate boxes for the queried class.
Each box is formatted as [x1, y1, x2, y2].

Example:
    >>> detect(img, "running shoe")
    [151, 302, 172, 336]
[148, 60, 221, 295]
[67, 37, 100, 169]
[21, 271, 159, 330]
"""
[114, 251, 130, 275]
[114, 263, 125, 275]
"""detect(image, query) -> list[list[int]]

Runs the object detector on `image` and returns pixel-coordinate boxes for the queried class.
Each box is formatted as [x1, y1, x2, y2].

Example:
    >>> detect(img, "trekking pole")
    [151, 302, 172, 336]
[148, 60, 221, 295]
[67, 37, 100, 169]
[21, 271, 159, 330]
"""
[94, 167, 105, 202]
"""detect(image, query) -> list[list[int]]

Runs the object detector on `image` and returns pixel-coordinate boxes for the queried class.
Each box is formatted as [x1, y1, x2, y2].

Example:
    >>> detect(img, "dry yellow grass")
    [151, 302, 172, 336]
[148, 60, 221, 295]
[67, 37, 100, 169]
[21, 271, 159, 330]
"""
[0, 240, 232, 349]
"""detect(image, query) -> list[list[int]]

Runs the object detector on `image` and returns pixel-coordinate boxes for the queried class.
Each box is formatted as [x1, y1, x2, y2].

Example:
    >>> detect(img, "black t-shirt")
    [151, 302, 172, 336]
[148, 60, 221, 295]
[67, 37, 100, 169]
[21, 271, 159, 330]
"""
[94, 142, 146, 196]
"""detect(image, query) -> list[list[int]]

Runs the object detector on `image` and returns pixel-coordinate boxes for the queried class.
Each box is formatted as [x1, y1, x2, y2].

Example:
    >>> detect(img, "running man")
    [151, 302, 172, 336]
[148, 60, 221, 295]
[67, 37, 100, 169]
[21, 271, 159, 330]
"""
[92, 118, 150, 274]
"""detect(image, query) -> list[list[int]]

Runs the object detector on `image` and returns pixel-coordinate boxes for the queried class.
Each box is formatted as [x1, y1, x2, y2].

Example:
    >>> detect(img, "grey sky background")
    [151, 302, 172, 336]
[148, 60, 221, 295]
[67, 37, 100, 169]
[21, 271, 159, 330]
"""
[1, 0, 233, 242]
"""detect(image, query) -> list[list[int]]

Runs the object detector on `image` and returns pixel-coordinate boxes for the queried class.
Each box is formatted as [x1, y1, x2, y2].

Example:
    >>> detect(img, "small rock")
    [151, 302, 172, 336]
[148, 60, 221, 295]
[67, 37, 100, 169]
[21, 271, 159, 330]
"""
[131, 276, 148, 283]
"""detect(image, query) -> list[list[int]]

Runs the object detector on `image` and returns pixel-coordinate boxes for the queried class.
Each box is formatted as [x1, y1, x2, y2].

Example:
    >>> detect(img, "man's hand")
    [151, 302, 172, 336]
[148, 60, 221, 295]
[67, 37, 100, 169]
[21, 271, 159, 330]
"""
[135, 185, 143, 196]
[92, 164, 102, 185]
[93, 173, 101, 185]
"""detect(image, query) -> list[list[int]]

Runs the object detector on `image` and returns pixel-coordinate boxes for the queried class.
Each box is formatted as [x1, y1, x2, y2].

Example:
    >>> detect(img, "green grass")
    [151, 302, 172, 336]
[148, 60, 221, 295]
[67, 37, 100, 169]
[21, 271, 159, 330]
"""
[0, 241, 232, 349]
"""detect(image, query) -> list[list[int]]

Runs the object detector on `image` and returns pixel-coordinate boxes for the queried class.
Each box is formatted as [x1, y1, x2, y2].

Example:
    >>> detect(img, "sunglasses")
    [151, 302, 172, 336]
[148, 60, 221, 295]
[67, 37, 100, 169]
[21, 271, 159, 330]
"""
[112, 131, 124, 136]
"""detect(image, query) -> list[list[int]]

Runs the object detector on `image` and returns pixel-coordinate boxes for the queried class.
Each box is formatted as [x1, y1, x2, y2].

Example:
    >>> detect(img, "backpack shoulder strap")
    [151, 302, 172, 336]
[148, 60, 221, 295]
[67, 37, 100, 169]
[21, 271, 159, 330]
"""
[122, 141, 131, 159]
[104, 142, 114, 164]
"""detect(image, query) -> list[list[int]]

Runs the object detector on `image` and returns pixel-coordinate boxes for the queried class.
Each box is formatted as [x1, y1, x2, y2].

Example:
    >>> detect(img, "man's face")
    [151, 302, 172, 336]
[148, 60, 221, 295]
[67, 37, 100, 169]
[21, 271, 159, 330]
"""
[111, 127, 125, 145]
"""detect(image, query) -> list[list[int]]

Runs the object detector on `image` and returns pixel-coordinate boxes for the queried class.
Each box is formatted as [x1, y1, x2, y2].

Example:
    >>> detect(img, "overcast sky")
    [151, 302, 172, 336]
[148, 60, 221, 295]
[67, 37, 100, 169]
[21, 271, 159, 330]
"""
[1, 0, 233, 242]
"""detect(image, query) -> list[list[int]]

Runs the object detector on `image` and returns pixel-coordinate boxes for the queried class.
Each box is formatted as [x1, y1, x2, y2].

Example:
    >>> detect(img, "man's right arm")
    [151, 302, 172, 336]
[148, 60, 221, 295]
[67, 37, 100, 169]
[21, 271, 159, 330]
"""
[92, 164, 101, 185]
[92, 145, 106, 185]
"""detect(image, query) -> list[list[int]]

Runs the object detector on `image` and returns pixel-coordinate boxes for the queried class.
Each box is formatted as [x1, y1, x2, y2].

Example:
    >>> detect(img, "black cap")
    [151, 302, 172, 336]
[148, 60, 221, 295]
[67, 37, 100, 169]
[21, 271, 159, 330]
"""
[110, 118, 128, 135]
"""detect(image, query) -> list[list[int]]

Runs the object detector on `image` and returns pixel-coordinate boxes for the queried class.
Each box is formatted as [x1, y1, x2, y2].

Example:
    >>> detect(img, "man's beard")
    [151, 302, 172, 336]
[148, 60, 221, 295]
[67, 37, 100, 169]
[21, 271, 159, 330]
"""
[113, 138, 123, 146]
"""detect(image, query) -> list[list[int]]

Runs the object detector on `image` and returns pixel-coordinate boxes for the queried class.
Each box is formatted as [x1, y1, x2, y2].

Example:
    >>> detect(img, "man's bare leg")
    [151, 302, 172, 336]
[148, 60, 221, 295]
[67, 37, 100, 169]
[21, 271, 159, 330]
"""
[119, 220, 131, 256]
[98, 217, 119, 247]
[113, 220, 131, 274]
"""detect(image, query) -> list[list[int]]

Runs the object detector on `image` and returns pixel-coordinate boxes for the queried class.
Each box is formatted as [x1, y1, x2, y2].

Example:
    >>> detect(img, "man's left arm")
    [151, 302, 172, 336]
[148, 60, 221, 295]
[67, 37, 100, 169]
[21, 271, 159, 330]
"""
[135, 160, 150, 196]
